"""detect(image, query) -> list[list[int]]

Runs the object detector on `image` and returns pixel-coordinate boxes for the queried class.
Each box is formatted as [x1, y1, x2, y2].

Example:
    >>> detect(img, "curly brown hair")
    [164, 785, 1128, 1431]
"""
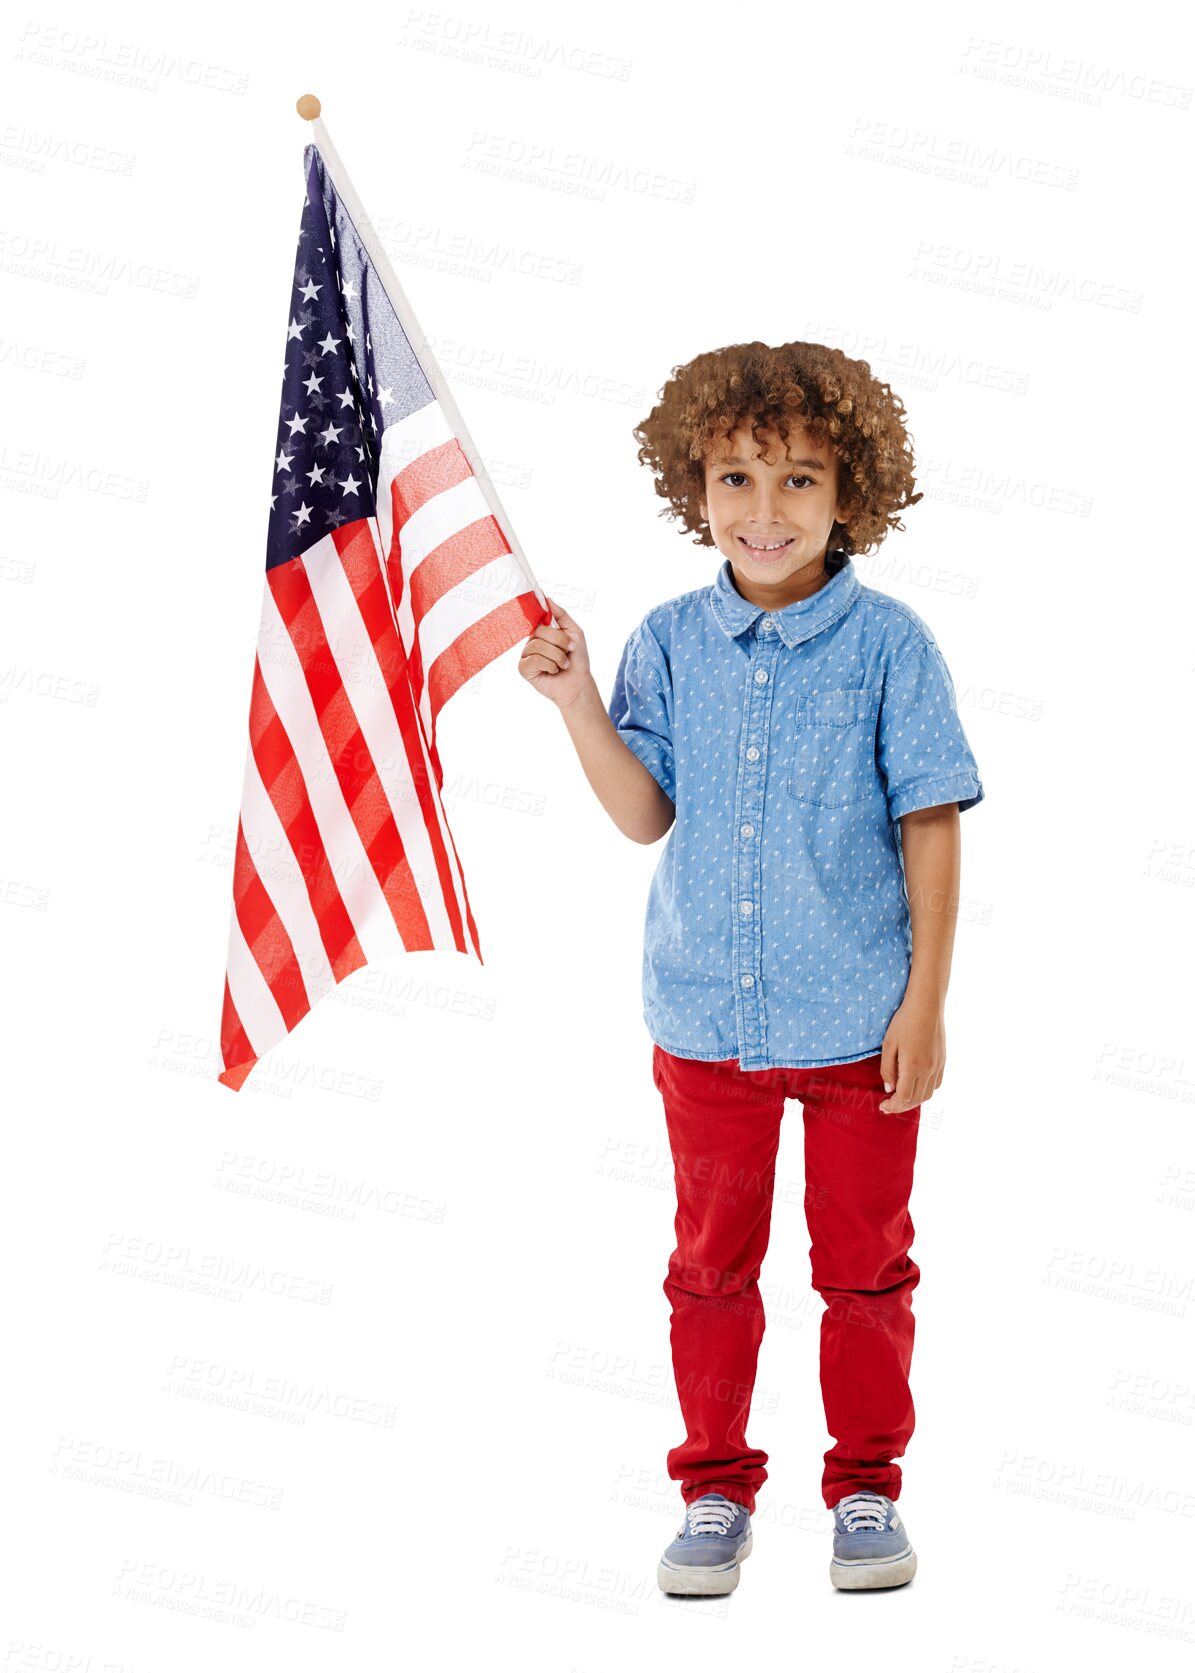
[632, 340, 923, 556]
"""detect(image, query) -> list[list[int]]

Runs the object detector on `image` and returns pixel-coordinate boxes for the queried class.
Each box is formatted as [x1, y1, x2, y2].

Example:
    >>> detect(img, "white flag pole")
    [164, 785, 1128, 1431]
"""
[293, 94, 557, 628]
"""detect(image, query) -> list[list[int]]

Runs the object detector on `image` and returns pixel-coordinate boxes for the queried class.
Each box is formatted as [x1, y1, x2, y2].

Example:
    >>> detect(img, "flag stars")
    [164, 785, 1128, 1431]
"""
[378, 386, 395, 411]
[265, 189, 386, 573]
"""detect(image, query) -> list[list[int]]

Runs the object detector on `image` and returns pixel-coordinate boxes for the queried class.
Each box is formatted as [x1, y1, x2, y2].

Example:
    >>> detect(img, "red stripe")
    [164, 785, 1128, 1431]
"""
[217, 978, 256, 1090]
[427, 591, 549, 718]
[268, 533, 437, 954]
[249, 647, 366, 983]
[411, 514, 510, 621]
[383, 504, 533, 734]
[391, 436, 473, 522]
[402, 517, 512, 709]
[230, 814, 309, 1033]
[340, 523, 472, 956]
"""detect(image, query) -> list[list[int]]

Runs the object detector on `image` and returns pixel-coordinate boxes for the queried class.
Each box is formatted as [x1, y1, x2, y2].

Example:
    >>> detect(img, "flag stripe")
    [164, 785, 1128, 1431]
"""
[240, 744, 338, 1010]
[224, 900, 286, 1065]
[349, 520, 478, 956]
[250, 613, 370, 982]
[229, 818, 310, 1034]
[217, 974, 257, 1092]
[427, 591, 546, 719]
[258, 563, 405, 966]
[269, 535, 438, 957]
[306, 523, 464, 950]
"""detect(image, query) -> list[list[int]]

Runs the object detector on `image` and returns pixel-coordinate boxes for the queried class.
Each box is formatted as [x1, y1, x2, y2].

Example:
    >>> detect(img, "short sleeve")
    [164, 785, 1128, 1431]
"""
[878, 636, 984, 819]
[607, 620, 676, 803]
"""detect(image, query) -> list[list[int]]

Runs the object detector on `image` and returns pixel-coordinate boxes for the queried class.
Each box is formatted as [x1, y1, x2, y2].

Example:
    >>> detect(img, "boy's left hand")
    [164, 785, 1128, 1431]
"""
[878, 995, 946, 1114]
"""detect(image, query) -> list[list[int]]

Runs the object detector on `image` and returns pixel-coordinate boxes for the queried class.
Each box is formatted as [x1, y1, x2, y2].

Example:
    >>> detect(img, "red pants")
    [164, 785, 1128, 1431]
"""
[652, 1043, 922, 1513]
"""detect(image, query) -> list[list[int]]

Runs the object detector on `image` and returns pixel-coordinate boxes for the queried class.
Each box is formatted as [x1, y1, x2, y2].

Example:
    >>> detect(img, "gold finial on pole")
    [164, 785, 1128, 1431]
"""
[296, 94, 321, 120]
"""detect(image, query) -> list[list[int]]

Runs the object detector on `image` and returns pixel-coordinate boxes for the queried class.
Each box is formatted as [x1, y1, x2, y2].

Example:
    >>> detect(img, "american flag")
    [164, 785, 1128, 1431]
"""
[217, 125, 550, 1091]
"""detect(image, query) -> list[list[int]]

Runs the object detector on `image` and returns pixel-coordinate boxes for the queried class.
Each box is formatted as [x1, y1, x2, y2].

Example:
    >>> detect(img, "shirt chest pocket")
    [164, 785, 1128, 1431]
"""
[788, 686, 882, 808]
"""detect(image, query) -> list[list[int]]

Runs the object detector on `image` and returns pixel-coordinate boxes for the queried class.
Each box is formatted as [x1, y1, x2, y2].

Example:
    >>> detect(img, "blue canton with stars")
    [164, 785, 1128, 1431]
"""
[267, 144, 435, 571]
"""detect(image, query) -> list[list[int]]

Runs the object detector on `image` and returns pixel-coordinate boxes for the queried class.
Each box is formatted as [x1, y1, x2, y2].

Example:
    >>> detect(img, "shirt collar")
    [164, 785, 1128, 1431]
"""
[709, 550, 860, 648]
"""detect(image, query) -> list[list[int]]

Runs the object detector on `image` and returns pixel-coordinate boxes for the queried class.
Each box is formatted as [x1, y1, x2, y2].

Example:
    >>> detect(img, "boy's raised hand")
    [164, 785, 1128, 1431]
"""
[518, 595, 592, 710]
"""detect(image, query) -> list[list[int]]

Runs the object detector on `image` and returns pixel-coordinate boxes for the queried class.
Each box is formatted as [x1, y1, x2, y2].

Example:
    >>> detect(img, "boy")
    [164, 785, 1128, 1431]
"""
[518, 340, 984, 1596]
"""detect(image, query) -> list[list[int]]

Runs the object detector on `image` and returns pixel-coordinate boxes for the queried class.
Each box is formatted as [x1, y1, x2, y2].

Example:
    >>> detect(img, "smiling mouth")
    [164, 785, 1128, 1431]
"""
[738, 535, 794, 554]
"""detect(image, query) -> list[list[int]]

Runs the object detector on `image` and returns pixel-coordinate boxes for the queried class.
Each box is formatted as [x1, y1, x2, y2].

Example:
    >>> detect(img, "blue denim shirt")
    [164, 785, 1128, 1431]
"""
[606, 552, 985, 1070]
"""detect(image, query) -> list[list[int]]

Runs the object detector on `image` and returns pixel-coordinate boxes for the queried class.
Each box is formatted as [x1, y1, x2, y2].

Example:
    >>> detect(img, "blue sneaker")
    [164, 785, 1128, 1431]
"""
[829, 1490, 917, 1590]
[657, 1493, 753, 1595]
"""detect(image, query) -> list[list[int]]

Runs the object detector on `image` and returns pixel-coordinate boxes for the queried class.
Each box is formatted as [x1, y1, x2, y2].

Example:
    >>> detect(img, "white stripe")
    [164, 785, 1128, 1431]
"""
[417, 547, 529, 661]
[303, 534, 461, 948]
[254, 554, 404, 967]
[373, 407, 519, 744]
[373, 402, 452, 593]
[398, 475, 491, 570]
[412, 551, 529, 746]
[223, 895, 285, 1065]
[365, 520, 481, 958]
[239, 741, 337, 1008]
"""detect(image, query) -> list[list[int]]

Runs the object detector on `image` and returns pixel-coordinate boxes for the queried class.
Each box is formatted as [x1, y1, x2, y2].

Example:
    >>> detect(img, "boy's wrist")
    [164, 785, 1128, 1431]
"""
[557, 672, 605, 722]
[903, 971, 948, 1010]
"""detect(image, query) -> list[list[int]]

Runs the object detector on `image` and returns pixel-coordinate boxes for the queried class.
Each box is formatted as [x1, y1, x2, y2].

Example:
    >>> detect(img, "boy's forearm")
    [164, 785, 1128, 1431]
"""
[899, 803, 962, 1007]
[557, 675, 675, 844]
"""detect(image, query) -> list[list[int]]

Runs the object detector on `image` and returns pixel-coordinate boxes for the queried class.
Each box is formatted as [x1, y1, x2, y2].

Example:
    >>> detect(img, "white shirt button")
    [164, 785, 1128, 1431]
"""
[755, 669, 768, 684]
[740, 823, 755, 838]
[746, 746, 760, 761]
[741, 973, 755, 988]
[760, 618, 775, 633]
[739, 900, 753, 916]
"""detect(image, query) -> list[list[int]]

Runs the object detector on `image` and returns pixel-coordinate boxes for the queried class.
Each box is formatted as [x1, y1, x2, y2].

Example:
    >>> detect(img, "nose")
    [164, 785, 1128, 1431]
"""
[746, 481, 787, 524]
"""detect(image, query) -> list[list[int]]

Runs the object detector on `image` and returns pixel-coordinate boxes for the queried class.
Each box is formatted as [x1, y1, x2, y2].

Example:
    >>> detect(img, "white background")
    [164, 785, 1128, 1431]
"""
[3, 0, 1192, 1665]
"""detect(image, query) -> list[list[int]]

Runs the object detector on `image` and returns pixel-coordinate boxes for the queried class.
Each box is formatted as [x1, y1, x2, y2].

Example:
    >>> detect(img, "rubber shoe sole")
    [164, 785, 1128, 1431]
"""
[829, 1543, 917, 1590]
[657, 1530, 753, 1596]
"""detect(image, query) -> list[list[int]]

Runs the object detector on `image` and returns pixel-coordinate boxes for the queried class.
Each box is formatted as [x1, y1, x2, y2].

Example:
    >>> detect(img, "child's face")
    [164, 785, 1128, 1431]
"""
[699, 420, 848, 601]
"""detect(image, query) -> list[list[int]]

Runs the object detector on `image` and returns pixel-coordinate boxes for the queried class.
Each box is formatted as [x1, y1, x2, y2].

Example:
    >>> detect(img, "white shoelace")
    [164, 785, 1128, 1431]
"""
[837, 1492, 890, 1532]
[685, 1498, 740, 1538]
